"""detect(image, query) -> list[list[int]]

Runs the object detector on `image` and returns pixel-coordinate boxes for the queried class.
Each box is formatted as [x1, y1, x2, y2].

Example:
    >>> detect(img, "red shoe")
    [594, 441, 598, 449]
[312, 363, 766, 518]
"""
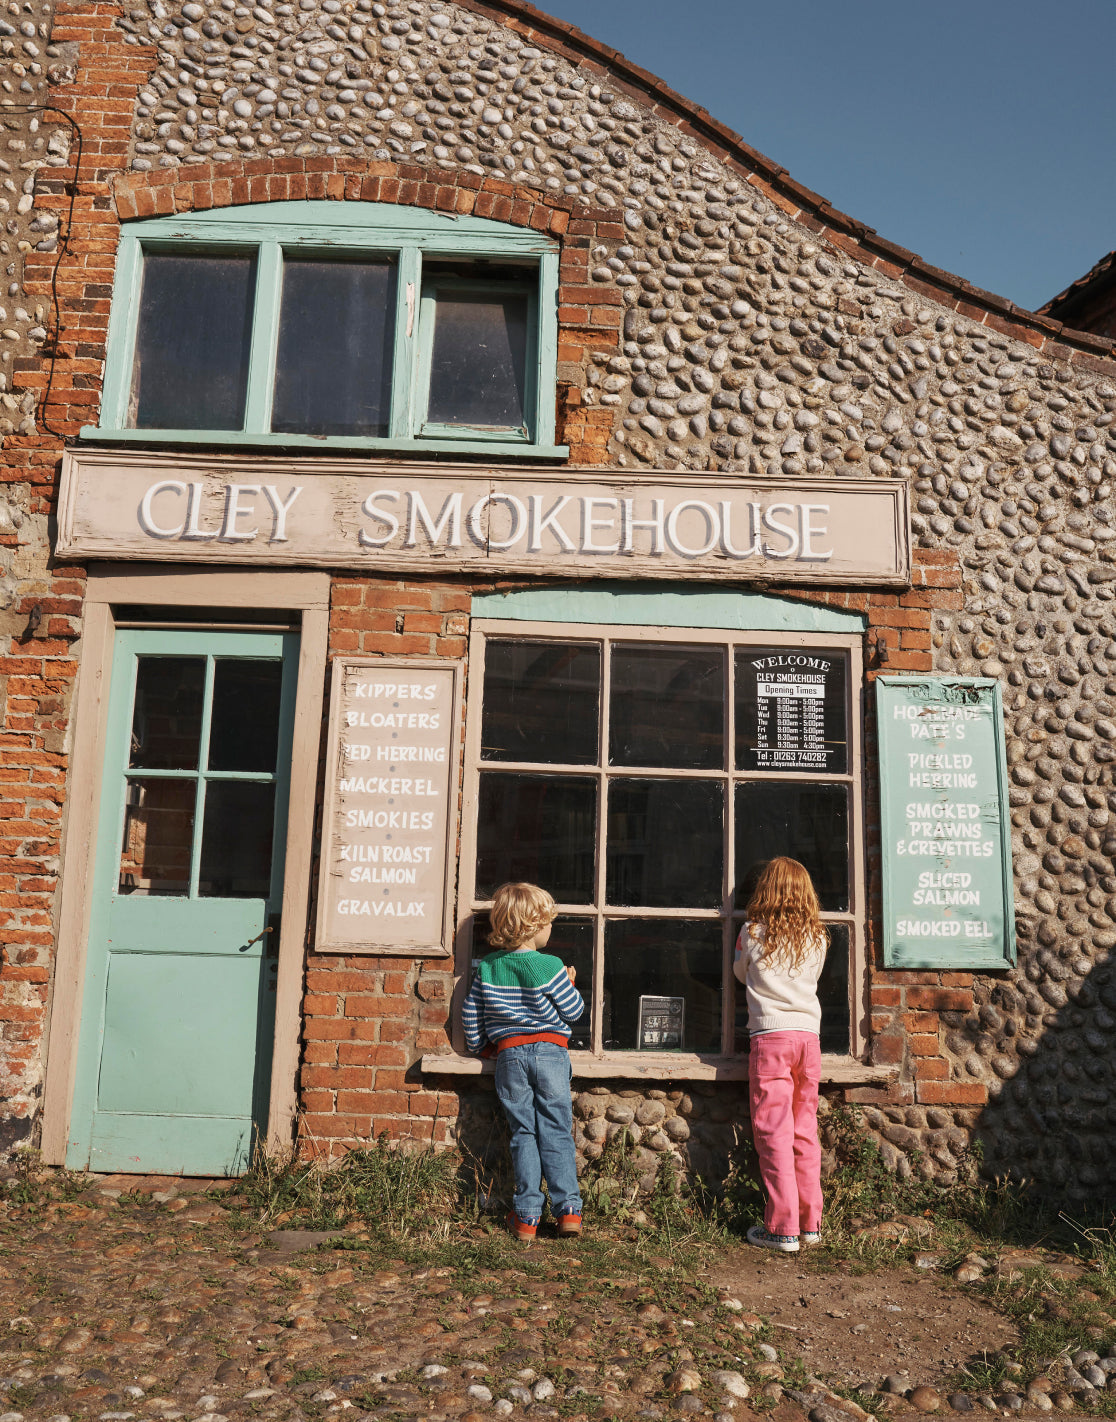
[558, 1213, 582, 1237]
[506, 1210, 537, 1241]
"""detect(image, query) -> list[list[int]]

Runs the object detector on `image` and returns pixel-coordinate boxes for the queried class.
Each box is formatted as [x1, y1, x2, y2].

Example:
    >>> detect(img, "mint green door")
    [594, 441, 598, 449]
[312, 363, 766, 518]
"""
[66, 628, 299, 1176]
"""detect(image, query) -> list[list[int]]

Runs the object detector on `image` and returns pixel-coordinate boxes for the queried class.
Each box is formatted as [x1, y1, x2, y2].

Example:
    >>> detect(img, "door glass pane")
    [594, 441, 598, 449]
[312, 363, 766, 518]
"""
[131, 253, 255, 430]
[472, 912, 593, 1050]
[198, 781, 275, 898]
[734, 782, 849, 912]
[736, 649, 848, 774]
[607, 778, 722, 908]
[272, 257, 396, 437]
[604, 920, 721, 1053]
[475, 773, 596, 903]
[481, 641, 600, 764]
[128, 657, 205, 770]
[733, 921, 849, 1054]
[209, 660, 284, 773]
[119, 778, 195, 895]
[610, 646, 724, 769]
[426, 287, 529, 429]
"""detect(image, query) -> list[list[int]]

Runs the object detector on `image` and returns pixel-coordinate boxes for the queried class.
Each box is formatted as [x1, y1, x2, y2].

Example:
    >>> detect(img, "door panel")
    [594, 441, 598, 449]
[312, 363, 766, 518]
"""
[67, 627, 298, 1176]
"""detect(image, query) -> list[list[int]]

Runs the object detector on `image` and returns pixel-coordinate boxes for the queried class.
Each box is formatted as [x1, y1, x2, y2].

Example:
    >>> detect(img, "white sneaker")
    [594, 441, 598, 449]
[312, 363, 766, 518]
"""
[801, 1230, 821, 1246]
[747, 1224, 799, 1253]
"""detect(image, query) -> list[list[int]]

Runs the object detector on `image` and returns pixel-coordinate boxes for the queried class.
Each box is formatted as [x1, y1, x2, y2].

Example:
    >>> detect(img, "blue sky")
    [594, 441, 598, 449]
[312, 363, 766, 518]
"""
[536, 0, 1116, 316]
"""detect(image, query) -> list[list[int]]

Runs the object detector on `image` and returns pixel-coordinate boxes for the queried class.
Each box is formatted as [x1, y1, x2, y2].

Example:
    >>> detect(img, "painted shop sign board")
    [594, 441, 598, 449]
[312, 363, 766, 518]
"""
[877, 677, 1015, 971]
[316, 657, 461, 956]
[57, 450, 911, 586]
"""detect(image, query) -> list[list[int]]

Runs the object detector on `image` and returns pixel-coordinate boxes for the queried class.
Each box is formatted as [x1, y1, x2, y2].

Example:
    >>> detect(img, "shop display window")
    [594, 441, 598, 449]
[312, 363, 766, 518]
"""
[461, 625, 865, 1062]
[89, 202, 562, 456]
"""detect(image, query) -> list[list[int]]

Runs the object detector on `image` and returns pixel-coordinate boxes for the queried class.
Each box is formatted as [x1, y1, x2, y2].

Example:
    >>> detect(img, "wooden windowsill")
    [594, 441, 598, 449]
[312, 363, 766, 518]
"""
[420, 1052, 895, 1084]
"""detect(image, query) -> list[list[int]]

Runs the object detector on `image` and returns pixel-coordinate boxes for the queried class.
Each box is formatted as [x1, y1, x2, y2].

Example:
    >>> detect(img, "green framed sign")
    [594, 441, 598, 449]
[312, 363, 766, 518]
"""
[877, 676, 1015, 970]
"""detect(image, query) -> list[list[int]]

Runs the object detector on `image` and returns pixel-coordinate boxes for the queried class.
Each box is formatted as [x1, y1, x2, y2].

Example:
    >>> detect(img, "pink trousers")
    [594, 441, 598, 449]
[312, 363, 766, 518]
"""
[748, 1030, 823, 1238]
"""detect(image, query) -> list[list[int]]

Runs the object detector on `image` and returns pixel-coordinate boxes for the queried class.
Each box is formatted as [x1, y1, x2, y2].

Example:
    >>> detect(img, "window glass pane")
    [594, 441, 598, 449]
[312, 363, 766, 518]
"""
[128, 657, 205, 770]
[132, 253, 254, 430]
[426, 287, 528, 429]
[734, 783, 849, 912]
[272, 257, 395, 436]
[473, 912, 594, 1051]
[476, 773, 596, 903]
[481, 641, 600, 764]
[208, 659, 283, 773]
[818, 922, 850, 1055]
[733, 921, 849, 1054]
[603, 920, 721, 1053]
[736, 649, 847, 774]
[610, 646, 724, 769]
[119, 778, 195, 895]
[607, 778, 723, 908]
[198, 781, 275, 898]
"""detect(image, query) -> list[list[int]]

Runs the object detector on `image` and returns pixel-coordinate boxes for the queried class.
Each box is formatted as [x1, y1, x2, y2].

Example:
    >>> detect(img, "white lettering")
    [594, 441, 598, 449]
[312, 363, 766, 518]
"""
[665, 499, 719, 558]
[620, 497, 665, 555]
[799, 504, 833, 561]
[580, 496, 620, 554]
[138, 480, 187, 539]
[528, 494, 576, 553]
[406, 491, 463, 548]
[719, 500, 762, 559]
[263, 484, 302, 543]
[359, 489, 400, 547]
[762, 502, 800, 559]
[219, 483, 260, 542]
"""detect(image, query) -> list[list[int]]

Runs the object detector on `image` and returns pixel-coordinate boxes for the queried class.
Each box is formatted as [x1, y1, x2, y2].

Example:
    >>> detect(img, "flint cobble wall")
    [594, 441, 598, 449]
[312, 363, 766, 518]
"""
[3, 0, 1116, 1196]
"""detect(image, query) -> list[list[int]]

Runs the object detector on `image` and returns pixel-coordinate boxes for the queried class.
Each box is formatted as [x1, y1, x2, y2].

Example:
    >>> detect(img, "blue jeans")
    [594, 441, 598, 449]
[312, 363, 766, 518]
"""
[495, 1041, 582, 1224]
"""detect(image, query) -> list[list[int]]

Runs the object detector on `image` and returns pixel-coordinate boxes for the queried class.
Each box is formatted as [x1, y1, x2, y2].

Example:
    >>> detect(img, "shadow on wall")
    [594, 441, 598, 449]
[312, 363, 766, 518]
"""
[967, 919, 1116, 1206]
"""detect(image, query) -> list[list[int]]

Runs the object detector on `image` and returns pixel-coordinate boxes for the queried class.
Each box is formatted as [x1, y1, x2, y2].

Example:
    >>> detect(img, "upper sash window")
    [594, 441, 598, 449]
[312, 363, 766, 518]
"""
[87, 201, 563, 458]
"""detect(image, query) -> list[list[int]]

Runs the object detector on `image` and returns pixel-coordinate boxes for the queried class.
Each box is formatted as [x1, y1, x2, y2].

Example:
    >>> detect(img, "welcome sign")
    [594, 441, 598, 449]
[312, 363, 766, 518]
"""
[57, 451, 911, 586]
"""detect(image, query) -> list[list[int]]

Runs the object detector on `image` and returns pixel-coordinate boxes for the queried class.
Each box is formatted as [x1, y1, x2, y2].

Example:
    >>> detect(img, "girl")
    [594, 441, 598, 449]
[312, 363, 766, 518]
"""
[734, 856, 828, 1253]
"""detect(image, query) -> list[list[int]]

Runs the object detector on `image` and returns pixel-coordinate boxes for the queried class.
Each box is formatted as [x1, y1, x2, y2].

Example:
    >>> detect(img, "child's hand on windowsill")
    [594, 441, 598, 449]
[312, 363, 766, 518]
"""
[566, 965, 576, 984]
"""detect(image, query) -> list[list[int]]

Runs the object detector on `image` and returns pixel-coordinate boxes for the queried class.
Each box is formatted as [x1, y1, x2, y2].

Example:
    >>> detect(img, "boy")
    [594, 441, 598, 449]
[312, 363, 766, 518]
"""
[463, 881, 585, 1241]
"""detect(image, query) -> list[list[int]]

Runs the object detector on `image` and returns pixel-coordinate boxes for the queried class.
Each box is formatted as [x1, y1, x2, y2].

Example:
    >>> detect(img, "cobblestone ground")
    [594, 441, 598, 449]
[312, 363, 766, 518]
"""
[0, 1174, 1104, 1422]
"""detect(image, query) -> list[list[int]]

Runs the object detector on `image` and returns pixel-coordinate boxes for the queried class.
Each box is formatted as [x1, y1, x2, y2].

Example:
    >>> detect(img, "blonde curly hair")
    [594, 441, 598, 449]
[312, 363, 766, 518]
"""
[745, 857, 829, 969]
[488, 881, 557, 949]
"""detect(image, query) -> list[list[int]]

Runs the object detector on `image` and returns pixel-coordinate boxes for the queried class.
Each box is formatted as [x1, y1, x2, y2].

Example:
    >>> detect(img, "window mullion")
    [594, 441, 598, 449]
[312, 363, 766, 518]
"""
[391, 246, 421, 440]
[243, 240, 283, 434]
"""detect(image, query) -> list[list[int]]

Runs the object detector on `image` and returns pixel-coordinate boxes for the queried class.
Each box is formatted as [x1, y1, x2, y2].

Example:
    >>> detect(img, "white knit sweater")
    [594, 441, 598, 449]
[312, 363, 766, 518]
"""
[733, 921, 826, 1036]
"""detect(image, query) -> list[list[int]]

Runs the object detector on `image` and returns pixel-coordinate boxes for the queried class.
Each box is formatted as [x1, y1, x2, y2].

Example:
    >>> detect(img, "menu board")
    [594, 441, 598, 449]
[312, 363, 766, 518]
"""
[737, 649, 847, 772]
[877, 677, 1015, 970]
[316, 657, 461, 955]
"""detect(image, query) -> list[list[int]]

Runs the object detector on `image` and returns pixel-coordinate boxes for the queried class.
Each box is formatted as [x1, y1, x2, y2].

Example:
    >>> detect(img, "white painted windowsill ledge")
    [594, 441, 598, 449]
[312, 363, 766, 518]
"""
[420, 1053, 896, 1084]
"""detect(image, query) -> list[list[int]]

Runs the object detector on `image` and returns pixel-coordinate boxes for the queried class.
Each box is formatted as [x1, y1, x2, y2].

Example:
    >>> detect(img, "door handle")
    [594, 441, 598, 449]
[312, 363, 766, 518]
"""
[239, 926, 272, 952]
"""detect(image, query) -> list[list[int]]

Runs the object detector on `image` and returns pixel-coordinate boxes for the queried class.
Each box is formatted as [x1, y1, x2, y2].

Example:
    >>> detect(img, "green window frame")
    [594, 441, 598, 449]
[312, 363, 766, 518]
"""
[85, 200, 564, 459]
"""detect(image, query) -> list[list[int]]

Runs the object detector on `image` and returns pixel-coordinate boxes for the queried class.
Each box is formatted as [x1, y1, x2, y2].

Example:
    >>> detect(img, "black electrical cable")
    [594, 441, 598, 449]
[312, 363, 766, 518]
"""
[2, 102, 84, 441]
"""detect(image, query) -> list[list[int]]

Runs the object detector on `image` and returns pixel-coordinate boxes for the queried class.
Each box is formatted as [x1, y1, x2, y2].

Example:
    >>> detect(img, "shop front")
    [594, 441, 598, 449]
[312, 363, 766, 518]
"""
[7, 0, 1112, 1195]
[41, 449, 916, 1176]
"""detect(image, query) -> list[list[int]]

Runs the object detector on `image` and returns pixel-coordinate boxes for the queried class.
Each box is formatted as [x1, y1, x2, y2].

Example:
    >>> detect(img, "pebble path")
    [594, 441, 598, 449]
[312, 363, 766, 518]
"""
[1, 1175, 1108, 1422]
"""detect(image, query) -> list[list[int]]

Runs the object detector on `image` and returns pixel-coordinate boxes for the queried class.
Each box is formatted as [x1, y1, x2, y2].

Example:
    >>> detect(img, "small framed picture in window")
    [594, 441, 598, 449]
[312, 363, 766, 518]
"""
[637, 995, 685, 1051]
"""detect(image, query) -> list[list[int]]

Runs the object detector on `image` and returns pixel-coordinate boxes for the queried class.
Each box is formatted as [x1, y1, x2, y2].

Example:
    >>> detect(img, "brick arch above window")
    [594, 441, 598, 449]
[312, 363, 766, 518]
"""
[90, 166, 625, 459]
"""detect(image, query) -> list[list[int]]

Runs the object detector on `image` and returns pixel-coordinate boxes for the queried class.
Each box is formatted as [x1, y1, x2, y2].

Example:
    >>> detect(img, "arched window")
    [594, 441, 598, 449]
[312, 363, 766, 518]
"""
[87, 201, 563, 457]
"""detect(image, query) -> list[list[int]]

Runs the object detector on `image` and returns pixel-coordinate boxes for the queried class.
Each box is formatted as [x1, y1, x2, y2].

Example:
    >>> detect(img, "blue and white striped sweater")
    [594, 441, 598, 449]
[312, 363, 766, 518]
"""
[462, 948, 585, 1053]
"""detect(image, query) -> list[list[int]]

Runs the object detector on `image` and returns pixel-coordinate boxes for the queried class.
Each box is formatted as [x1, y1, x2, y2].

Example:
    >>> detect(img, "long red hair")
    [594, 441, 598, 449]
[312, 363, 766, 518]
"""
[744, 857, 828, 969]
